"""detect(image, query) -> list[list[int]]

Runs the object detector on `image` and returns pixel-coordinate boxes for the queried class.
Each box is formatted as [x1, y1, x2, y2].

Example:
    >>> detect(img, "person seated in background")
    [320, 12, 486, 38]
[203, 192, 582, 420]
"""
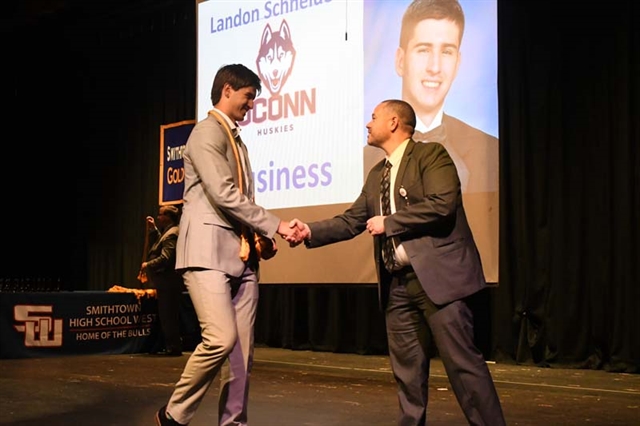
[140, 204, 184, 357]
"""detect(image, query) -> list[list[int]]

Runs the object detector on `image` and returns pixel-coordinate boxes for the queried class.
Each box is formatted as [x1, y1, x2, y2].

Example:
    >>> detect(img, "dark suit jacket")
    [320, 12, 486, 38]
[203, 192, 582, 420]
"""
[146, 225, 182, 288]
[308, 140, 486, 309]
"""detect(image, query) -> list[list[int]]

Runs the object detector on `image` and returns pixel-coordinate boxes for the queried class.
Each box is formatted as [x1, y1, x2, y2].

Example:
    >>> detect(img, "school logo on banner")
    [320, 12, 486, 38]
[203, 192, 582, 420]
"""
[14, 305, 63, 347]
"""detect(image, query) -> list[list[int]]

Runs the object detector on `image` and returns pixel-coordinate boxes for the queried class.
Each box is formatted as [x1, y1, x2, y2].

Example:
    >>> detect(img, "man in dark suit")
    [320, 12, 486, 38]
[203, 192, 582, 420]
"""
[140, 204, 184, 357]
[290, 99, 505, 425]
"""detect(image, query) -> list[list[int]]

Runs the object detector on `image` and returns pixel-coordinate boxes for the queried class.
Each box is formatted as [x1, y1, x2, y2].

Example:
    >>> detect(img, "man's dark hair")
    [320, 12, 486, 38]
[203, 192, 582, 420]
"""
[399, 0, 465, 49]
[162, 205, 181, 223]
[383, 99, 417, 133]
[210, 64, 262, 105]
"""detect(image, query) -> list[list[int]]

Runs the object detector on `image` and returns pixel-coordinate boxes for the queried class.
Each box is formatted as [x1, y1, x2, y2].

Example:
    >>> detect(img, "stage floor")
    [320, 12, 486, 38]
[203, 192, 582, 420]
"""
[0, 347, 638, 425]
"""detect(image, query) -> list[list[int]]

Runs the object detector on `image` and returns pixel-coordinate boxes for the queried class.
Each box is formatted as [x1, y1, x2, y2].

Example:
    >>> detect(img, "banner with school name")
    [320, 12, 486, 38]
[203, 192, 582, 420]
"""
[0, 291, 160, 359]
[160, 120, 195, 206]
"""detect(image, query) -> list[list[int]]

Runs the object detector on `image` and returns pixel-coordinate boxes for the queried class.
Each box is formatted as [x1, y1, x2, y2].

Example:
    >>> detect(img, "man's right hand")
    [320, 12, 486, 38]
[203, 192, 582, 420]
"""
[286, 219, 310, 247]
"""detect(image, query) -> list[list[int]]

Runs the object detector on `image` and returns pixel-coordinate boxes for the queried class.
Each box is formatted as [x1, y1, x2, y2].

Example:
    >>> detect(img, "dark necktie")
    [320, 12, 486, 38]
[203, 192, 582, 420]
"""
[380, 160, 395, 272]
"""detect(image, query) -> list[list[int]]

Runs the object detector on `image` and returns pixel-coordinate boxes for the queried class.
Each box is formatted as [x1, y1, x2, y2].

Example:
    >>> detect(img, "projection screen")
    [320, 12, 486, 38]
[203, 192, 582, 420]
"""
[195, 0, 499, 284]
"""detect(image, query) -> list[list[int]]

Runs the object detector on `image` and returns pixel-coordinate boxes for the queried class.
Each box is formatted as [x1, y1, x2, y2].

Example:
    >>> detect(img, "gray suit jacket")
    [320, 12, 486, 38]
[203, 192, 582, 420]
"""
[307, 140, 486, 309]
[176, 112, 281, 277]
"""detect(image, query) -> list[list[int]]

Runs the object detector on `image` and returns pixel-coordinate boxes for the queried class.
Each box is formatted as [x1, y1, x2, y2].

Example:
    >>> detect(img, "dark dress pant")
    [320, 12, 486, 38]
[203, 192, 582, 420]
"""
[385, 269, 505, 426]
[155, 275, 184, 353]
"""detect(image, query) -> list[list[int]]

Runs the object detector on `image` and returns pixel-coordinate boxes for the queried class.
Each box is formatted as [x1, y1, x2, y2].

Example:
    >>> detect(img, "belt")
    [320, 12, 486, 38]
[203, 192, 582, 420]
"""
[391, 265, 416, 280]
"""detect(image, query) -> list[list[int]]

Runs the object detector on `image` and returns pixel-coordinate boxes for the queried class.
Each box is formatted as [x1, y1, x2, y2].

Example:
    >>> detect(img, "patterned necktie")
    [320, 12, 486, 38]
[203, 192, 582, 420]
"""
[380, 160, 395, 272]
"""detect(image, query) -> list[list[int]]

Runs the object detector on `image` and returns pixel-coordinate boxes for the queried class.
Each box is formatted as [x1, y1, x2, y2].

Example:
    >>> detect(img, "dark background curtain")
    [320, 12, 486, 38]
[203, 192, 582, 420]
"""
[5, 0, 638, 372]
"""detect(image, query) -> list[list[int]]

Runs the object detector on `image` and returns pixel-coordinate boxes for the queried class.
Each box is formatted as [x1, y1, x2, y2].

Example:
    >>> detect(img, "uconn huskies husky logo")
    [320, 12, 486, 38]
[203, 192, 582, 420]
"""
[256, 20, 296, 96]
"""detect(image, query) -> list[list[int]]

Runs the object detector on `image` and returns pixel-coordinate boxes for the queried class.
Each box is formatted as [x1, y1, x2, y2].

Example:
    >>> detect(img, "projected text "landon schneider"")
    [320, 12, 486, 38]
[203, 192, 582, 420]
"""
[209, 0, 333, 34]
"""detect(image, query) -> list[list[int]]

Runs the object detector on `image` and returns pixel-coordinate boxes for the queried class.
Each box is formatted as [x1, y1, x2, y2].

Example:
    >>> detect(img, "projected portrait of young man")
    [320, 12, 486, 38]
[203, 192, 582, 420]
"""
[398, 0, 497, 193]
[364, 0, 499, 282]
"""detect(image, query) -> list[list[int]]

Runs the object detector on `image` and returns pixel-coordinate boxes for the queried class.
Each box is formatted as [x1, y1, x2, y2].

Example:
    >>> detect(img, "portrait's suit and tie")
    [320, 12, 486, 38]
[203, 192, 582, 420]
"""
[300, 100, 505, 426]
[156, 64, 289, 426]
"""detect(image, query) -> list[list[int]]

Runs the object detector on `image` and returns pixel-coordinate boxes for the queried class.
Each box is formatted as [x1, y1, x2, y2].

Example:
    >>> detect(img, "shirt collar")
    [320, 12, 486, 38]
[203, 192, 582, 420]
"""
[386, 138, 410, 168]
[414, 108, 444, 133]
[211, 107, 240, 136]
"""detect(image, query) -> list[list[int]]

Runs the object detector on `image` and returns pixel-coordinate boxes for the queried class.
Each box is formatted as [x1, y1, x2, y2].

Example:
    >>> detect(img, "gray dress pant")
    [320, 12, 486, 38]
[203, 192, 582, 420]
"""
[166, 267, 258, 426]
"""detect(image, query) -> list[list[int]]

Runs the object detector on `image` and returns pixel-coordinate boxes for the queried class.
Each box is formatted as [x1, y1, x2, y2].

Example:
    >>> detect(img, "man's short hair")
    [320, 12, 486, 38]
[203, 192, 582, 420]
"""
[383, 99, 417, 133]
[210, 64, 262, 106]
[399, 0, 466, 49]
[162, 205, 181, 223]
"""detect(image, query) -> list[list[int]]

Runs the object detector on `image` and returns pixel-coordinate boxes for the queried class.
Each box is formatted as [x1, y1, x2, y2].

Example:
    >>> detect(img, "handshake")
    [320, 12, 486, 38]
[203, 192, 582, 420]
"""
[277, 219, 310, 247]
[276, 215, 387, 248]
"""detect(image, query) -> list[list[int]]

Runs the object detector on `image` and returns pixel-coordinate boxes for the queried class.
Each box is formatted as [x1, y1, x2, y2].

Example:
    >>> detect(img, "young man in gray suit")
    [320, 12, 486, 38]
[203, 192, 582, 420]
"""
[289, 99, 505, 425]
[155, 64, 299, 426]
